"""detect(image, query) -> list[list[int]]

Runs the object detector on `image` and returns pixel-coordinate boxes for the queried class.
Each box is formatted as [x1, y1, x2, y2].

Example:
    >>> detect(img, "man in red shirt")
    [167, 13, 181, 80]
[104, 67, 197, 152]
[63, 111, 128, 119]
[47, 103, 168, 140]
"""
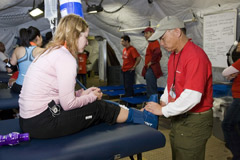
[144, 16, 213, 160]
[77, 50, 89, 87]
[142, 27, 163, 98]
[121, 35, 141, 97]
[222, 43, 240, 160]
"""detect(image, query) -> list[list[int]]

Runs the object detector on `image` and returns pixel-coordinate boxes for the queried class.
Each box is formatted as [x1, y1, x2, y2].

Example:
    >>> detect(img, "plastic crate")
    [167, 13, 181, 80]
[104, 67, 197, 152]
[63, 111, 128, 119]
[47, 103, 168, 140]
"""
[213, 84, 232, 98]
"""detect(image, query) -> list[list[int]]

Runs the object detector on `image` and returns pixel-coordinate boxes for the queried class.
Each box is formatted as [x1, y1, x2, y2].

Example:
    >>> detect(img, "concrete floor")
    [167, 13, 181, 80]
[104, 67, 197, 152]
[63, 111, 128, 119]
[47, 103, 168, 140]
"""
[121, 118, 232, 160]
[83, 74, 233, 160]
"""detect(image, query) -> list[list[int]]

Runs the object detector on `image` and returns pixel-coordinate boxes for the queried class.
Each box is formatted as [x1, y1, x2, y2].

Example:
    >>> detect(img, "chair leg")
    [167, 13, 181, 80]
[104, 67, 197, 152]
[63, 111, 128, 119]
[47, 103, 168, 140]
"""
[137, 153, 142, 160]
[129, 153, 142, 160]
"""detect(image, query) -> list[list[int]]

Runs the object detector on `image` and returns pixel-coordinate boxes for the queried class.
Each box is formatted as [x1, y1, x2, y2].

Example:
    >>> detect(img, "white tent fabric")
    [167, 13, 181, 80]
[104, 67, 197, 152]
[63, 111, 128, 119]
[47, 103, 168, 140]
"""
[0, 0, 239, 85]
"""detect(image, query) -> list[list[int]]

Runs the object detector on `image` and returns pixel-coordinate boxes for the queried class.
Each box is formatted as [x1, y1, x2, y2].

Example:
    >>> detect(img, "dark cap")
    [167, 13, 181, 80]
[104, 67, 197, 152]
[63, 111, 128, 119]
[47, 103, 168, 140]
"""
[142, 27, 155, 33]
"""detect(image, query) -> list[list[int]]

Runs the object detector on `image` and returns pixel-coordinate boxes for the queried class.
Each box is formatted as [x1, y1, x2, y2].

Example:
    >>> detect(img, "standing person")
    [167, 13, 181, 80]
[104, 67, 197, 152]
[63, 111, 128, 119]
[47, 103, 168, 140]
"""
[121, 35, 141, 97]
[222, 43, 240, 160]
[6, 26, 44, 93]
[142, 27, 163, 98]
[42, 31, 53, 47]
[0, 42, 8, 63]
[8, 71, 19, 88]
[18, 14, 163, 139]
[144, 16, 213, 160]
[0, 42, 8, 72]
[77, 50, 89, 87]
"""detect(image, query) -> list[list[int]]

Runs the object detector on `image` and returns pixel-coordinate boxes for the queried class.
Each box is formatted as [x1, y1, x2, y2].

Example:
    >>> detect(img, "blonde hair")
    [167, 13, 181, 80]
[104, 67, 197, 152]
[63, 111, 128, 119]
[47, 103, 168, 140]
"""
[45, 14, 88, 58]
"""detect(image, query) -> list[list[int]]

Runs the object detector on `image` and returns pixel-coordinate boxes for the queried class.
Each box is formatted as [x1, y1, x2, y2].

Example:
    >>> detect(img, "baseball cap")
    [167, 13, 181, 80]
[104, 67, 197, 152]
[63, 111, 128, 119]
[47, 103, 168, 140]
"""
[142, 27, 155, 33]
[148, 16, 185, 41]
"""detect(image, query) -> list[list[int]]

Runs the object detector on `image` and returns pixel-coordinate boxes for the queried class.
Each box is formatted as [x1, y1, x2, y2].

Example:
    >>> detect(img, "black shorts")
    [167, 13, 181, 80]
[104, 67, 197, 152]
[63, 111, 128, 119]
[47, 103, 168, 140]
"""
[19, 100, 120, 139]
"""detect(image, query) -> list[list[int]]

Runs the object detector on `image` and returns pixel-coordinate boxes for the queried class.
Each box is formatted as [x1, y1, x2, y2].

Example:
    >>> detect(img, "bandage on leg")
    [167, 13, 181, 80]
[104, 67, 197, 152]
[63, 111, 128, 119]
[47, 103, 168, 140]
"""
[126, 94, 159, 129]
[143, 94, 159, 129]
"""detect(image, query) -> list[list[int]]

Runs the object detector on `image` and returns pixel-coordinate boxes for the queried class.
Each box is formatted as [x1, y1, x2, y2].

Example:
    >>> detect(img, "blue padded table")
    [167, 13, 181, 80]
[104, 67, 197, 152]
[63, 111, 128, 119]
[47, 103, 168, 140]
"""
[99, 85, 124, 91]
[120, 95, 149, 105]
[99, 84, 146, 92]
[103, 88, 147, 98]
[0, 118, 166, 160]
[157, 87, 165, 93]
[0, 88, 19, 110]
[0, 72, 10, 83]
[133, 84, 146, 89]
[134, 87, 146, 94]
[102, 89, 125, 97]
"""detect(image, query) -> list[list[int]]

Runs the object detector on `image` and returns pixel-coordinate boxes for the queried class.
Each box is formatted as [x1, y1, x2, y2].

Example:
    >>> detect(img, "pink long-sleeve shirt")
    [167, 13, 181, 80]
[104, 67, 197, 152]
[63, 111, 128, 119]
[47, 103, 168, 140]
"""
[19, 46, 97, 119]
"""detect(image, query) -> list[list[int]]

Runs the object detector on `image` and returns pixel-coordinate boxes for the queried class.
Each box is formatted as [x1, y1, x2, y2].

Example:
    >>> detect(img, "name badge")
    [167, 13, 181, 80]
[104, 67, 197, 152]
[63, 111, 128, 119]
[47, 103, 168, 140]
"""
[169, 84, 176, 99]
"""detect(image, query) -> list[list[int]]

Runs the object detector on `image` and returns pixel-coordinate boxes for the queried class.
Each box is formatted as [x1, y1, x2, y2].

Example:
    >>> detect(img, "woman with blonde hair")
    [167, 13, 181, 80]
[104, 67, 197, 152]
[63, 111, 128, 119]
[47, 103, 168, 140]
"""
[19, 14, 159, 139]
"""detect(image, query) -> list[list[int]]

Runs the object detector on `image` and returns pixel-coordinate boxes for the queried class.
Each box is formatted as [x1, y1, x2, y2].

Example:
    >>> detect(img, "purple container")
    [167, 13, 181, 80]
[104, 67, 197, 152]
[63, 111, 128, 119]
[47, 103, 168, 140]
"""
[0, 132, 30, 146]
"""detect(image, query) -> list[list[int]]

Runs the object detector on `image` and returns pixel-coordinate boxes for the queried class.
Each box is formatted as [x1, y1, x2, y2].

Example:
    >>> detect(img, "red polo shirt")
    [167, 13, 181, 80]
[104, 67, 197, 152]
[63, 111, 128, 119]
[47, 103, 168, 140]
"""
[167, 40, 213, 112]
[122, 46, 140, 72]
[232, 59, 240, 98]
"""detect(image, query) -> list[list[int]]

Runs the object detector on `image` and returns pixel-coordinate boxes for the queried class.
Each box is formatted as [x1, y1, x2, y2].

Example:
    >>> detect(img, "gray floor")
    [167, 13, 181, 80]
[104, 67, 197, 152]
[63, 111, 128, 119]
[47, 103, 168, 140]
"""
[84, 74, 233, 160]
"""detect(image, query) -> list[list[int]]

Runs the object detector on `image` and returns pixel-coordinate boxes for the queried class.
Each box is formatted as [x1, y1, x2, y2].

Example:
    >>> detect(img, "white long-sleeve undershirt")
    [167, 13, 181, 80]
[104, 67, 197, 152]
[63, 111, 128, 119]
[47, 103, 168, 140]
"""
[222, 66, 239, 77]
[160, 87, 202, 118]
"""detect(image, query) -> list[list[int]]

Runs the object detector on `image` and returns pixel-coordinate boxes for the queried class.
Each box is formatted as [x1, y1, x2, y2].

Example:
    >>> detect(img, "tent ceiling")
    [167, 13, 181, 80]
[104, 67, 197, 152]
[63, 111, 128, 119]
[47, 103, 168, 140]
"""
[0, 0, 44, 28]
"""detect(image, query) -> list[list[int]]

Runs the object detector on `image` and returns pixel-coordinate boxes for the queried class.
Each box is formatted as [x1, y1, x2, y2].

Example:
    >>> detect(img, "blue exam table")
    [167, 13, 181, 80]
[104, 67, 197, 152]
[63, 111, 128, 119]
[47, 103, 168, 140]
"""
[0, 119, 166, 160]
[0, 87, 166, 160]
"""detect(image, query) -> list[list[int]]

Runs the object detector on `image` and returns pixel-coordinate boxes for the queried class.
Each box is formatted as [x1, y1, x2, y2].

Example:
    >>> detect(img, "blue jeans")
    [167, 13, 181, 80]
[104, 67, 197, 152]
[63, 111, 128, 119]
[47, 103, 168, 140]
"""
[123, 70, 135, 97]
[222, 98, 240, 160]
[145, 68, 158, 98]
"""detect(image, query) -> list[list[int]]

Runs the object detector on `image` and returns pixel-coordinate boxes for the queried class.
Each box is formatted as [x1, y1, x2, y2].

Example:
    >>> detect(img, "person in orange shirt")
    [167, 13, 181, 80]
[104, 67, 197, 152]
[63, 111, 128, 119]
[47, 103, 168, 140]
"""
[121, 35, 141, 97]
[142, 27, 163, 98]
[77, 50, 89, 87]
[222, 42, 240, 160]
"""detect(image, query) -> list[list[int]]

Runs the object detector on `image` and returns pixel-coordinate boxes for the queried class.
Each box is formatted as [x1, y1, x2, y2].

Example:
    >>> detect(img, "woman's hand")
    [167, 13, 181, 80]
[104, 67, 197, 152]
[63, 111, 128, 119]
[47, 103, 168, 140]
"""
[144, 102, 163, 116]
[82, 87, 99, 95]
[93, 89, 103, 100]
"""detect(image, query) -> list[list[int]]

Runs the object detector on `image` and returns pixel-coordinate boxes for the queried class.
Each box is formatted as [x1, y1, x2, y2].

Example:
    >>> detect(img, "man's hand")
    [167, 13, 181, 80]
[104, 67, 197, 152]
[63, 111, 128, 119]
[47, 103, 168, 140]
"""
[129, 66, 135, 71]
[160, 100, 166, 107]
[145, 102, 163, 116]
[226, 72, 239, 80]
[147, 62, 152, 68]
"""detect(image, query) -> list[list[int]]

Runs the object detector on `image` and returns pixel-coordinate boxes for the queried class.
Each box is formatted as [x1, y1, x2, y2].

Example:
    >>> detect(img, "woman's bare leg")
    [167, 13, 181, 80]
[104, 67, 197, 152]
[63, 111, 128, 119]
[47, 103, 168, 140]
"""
[116, 108, 129, 123]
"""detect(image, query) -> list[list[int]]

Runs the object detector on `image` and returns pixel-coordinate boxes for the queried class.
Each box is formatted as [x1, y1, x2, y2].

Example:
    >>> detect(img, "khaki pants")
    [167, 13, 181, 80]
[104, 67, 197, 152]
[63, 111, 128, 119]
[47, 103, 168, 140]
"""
[170, 109, 213, 160]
